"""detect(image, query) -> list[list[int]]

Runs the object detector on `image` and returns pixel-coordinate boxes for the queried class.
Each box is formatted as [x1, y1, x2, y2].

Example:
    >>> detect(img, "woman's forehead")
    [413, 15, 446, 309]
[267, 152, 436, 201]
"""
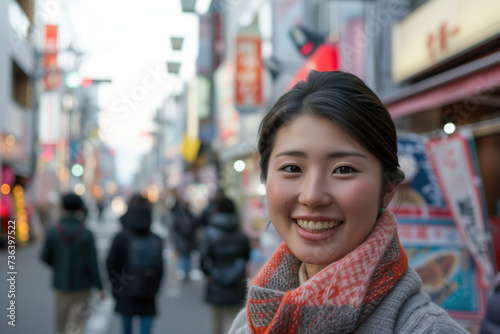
[272, 114, 367, 155]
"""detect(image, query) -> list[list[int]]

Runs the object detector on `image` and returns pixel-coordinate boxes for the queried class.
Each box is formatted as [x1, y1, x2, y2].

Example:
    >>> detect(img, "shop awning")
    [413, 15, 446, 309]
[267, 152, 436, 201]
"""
[384, 52, 500, 118]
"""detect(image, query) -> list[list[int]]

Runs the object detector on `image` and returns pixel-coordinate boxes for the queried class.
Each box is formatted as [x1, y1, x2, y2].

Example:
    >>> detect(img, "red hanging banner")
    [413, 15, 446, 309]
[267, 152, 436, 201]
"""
[43, 25, 60, 91]
[235, 35, 263, 114]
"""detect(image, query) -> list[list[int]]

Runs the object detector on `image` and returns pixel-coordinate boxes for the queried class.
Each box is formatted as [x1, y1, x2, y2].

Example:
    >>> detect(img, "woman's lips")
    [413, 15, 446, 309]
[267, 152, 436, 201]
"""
[293, 218, 344, 241]
[296, 219, 344, 233]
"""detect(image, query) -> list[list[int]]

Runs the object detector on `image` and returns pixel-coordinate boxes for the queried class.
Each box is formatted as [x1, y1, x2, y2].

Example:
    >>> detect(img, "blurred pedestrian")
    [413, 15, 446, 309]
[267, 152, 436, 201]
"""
[197, 187, 226, 228]
[106, 193, 164, 334]
[96, 197, 105, 222]
[480, 273, 500, 334]
[200, 195, 250, 334]
[41, 192, 105, 334]
[171, 191, 198, 282]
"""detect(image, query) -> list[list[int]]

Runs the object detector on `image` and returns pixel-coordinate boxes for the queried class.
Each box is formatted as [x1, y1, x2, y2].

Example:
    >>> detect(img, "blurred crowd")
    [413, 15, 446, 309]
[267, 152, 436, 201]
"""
[39, 187, 253, 334]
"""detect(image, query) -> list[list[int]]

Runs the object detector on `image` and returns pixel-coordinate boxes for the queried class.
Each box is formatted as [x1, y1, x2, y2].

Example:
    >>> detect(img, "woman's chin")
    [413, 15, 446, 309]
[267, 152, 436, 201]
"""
[293, 248, 341, 267]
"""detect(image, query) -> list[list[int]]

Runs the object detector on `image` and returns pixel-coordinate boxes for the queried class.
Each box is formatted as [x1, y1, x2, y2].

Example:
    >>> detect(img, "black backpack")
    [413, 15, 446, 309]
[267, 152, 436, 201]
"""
[126, 233, 163, 298]
[211, 257, 247, 286]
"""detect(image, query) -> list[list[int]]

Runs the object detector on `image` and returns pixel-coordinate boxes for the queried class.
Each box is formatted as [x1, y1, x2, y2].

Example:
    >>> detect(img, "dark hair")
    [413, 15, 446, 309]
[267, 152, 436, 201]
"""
[216, 197, 236, 214]
[62, 193, 84, 211]
[258, 70, 404, 191]
[128, 193, 150, 208]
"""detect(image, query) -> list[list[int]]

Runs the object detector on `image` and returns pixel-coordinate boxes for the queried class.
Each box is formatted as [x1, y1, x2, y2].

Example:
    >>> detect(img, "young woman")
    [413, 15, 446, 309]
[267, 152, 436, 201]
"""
[229, 71, 468, 333]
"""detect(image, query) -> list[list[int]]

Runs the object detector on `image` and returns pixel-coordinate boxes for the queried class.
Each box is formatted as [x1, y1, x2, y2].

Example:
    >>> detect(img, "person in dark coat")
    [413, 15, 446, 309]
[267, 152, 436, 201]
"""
[106, 194, 164, 334]
[199, 195, 251, 334]
[480, 273, 500, 334]
[171, 192, 198, 281]
[41, 193, 105, 334]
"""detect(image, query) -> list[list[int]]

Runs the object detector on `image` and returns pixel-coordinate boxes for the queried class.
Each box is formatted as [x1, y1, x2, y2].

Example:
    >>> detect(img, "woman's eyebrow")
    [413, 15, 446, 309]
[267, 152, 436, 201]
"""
[274, 150, 367, 159]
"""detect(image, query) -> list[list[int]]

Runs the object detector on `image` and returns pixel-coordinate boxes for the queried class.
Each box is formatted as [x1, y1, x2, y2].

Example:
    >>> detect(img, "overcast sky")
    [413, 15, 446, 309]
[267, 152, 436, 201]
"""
[66, 0, 204, 185]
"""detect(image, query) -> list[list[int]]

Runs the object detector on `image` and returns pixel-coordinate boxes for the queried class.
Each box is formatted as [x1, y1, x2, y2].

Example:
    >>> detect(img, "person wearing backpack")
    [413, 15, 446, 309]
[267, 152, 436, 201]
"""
[199, 195, 251, 334]
[41, 192, 105, 334]
[106, 194, 164, 334]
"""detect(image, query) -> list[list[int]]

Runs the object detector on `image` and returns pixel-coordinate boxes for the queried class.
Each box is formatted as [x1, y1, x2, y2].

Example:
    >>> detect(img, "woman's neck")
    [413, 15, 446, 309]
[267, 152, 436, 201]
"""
[304, 263, 328, 280]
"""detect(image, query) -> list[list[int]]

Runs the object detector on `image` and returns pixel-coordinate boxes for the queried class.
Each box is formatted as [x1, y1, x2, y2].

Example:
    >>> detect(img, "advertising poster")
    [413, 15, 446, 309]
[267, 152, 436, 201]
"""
[396, 131, 493, 323]
[397, 132, 447, 209]
[425, 130, 495, 288]
[397, 220, 485, 319]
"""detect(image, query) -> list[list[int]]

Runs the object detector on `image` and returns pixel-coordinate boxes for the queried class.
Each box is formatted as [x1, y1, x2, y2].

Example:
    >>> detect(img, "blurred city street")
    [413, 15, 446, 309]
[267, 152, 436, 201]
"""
[2, 0, 500, 333]
[0, 209, 213, 334]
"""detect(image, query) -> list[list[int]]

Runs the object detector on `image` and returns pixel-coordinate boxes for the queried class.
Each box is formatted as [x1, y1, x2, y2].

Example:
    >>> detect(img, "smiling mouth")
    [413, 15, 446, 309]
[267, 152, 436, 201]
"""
[295, 219, 344, 233]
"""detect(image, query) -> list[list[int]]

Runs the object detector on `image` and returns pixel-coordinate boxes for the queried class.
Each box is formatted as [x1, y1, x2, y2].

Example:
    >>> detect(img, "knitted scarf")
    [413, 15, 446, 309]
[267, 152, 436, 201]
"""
[246, 211, 408, 334]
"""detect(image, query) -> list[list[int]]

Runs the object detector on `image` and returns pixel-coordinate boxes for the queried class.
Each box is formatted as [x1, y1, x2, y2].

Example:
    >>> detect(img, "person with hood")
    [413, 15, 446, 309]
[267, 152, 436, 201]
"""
[199, 195, 251, 334]
[41, 192, 105, 334]
[106, 194, 164, 334]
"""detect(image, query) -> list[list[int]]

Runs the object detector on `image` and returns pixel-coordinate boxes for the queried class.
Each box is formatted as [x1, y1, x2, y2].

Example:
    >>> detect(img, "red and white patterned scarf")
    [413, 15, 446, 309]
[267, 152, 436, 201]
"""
[246, 211, 408, 334]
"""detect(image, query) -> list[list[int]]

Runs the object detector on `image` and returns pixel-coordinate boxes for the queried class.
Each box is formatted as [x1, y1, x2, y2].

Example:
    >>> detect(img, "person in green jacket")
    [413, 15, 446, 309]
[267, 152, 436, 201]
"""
[41, 193, 105, 334]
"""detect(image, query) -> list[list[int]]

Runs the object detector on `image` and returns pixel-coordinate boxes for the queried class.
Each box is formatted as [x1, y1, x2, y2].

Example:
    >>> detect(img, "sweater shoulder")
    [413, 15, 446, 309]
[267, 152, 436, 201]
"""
[228, 307, 249, 334]
[395, 291, 469, 333]
[358, 267, 468, 333]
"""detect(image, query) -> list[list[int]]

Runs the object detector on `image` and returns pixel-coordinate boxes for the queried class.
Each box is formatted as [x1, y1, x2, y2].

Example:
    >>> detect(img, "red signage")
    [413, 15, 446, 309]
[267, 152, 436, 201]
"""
[287, 43, 338, 89]
[235, 36, 263, 113]
[43, 25, 60, 91]
[426, 22, 460, 59]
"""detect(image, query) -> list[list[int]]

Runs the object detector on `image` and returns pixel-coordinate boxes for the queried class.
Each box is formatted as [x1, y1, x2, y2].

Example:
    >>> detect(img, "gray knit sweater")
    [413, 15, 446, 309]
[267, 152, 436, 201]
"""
[228, 267, 469, 333]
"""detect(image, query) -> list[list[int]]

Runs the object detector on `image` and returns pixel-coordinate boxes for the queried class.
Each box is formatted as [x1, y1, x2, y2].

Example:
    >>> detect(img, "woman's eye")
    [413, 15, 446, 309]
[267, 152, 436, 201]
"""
[334, 166, 354, 174]
[283, 165, 302, 173]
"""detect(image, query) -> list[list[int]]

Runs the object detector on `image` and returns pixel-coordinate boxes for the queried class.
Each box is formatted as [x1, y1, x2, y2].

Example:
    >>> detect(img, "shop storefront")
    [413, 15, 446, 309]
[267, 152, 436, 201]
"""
[385, 0, 500, 329]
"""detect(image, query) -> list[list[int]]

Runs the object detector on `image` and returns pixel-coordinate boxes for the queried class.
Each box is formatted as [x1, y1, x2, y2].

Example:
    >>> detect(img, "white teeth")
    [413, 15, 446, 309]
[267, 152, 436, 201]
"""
[296, 219, 343, 233]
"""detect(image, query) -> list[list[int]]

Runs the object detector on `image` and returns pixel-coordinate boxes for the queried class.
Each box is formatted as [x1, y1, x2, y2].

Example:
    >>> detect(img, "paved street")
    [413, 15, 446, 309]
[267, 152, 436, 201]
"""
[0, 209, 214, 334]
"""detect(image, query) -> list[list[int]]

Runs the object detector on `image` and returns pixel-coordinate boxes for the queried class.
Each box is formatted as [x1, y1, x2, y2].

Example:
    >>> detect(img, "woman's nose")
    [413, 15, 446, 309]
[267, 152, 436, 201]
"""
[297, 172, 332, 208]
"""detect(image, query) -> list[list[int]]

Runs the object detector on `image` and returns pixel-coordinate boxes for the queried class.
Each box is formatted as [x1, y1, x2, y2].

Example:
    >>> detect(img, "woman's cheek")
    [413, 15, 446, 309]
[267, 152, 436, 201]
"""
[342, 180, 380, 211]
[266, 177, 281, 203]
[266, 176, 292, 211]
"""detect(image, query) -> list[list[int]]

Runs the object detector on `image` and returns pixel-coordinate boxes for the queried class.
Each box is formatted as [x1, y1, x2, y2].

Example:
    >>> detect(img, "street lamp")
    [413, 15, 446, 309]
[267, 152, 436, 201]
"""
[170, 37, 184, 51]
[180, 0, 197, 12]
[166, 62, 181, 74]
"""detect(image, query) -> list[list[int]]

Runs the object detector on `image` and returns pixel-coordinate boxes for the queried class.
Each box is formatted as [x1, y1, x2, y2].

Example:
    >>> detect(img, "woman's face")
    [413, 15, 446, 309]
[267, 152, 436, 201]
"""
[266, 114, 394, 268]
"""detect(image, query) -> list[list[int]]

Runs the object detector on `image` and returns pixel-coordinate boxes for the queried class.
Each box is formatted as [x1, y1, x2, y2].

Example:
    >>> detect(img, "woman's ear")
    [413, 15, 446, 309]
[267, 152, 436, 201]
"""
[383, 184, 397, 207]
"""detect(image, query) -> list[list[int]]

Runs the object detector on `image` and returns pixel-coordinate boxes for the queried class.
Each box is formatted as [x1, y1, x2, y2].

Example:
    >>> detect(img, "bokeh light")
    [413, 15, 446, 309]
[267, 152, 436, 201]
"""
[233, 160, 246, 172]
[1, 184, 11, 194]
[71, 164, 84, 177]
[111, 196, 127, 215]
[443, 122, 456, 135]
[6, 135, 15, 146]
[74, 183, 86, 195]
